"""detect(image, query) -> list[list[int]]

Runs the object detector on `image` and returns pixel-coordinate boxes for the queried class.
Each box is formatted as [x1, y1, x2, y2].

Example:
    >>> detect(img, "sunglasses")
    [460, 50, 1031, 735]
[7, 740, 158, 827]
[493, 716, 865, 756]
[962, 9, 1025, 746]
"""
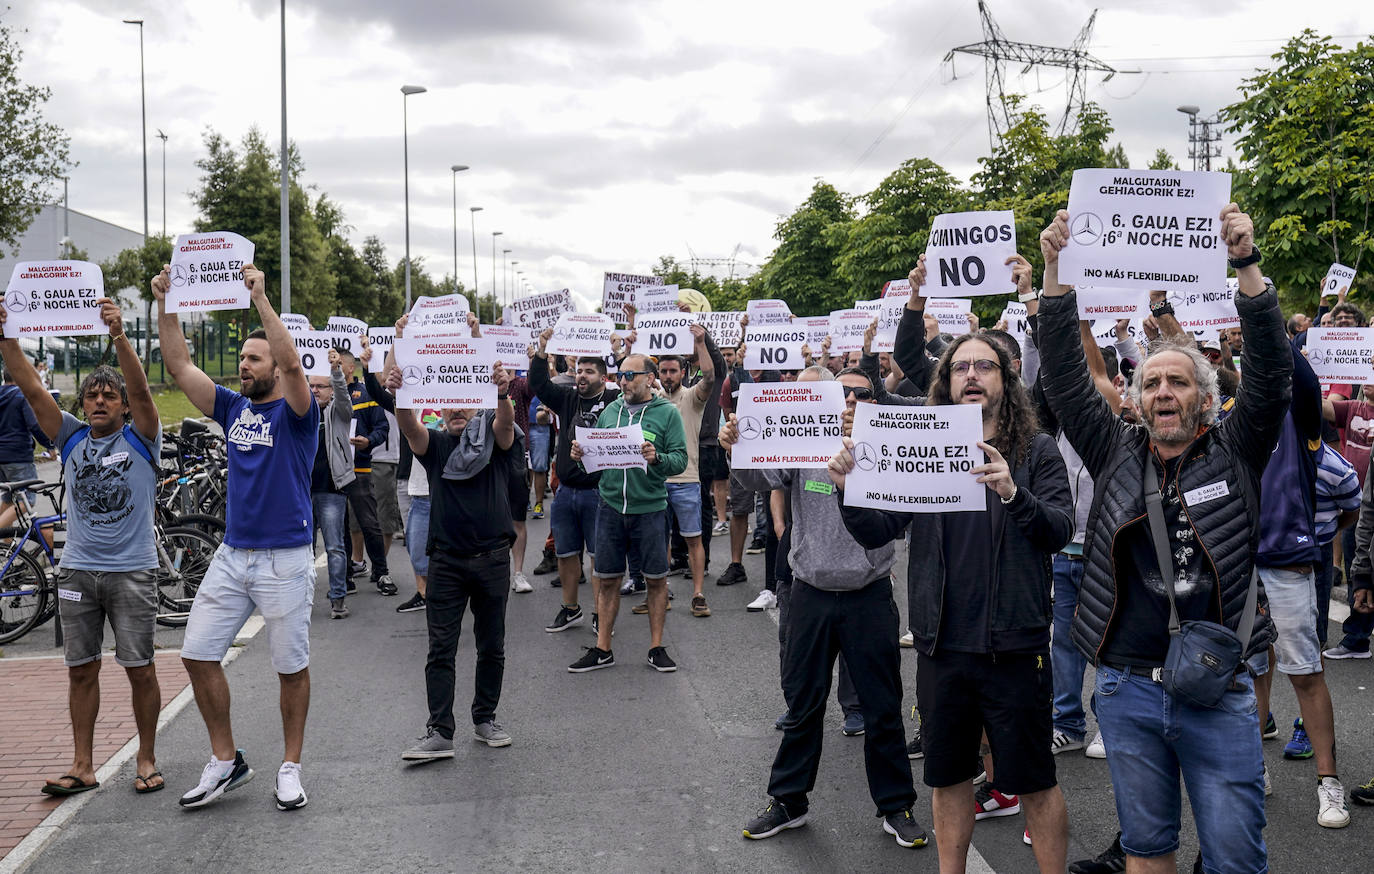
[617, 370, 654, 381]
[843, 385, 873, 400]
[950, 359, 1001, 376]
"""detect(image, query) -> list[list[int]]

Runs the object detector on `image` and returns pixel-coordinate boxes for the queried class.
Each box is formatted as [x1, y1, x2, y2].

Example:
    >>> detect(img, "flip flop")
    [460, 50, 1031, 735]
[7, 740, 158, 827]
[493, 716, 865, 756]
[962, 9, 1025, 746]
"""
[40, 775, 99, 796]
[134, 771, 165, 794]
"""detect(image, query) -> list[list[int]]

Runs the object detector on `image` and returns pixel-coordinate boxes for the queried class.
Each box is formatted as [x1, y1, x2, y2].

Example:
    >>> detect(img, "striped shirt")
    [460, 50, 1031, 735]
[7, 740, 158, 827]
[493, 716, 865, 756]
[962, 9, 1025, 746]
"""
[1315, 443, 1362, 545]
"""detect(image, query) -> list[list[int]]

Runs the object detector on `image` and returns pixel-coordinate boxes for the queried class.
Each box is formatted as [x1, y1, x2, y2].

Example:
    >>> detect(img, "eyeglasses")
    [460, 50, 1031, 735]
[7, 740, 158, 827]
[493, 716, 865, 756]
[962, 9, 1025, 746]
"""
[842, 385, 873, 400]
[617, 370, 653, 381]
[950, 359, 1001, 376]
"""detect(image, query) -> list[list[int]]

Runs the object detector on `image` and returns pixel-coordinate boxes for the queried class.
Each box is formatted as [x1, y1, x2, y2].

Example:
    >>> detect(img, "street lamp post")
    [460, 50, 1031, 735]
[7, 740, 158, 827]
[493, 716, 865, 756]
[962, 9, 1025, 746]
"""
[156, 130, 168, 237]
[450, 165, 469, 294]
[401, 84, 427, 310]
[501, 248, 511, 307]
[279, 0, 290, 312]
[490, 231, 503, 323]
[469, 206, 483, 306]
[122, 19, 148, 241]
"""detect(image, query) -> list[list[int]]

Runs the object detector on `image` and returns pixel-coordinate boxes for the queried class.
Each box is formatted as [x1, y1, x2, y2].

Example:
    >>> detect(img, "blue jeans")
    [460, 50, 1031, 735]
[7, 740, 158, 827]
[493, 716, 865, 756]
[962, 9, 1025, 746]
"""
[1051, 554, 1088, 739]
[1315, 541, 1334, 648]
[313, 492, 348, 600]
[407, 497, 431, 578]
[1094, 665, 1266, 872]
[1339, 524, 1374, 650]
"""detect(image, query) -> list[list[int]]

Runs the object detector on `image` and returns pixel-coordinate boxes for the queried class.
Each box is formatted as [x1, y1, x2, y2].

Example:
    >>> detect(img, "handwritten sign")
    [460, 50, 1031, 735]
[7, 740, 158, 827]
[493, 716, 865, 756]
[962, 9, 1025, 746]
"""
[1059, 169, 1231, 293]
[504, 289, 575, 330]
[393, 336, 498, 409]
[3, 261, 105, 338]
[546, 312, 614, 358]
[924, 210, 1017, 297]
[602, 272, 663, 325]
[1307, 327, 1374, 384]
[575, 424, 647, 473]
[167, 232, 255, 313]
[731, 382, 845, 469]
[697, 311, 744, 348]
[842, 403, 986, 513]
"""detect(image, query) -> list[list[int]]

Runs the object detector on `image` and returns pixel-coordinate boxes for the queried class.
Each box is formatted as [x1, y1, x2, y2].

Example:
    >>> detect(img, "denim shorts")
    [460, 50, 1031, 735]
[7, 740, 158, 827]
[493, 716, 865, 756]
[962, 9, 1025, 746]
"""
[593, 500, 668, 580]
[56, 568, 158, 668]
[528, 427, 551, 473]
[665, 482, 703, 537]
[407, 497, 431, 577]
[1259, 566, 1322, 675]
[551, 485, 599, 559]
[1093, 664, 1266, 869]
[0, 461, 38, 506]
[180, 544, 315, 674]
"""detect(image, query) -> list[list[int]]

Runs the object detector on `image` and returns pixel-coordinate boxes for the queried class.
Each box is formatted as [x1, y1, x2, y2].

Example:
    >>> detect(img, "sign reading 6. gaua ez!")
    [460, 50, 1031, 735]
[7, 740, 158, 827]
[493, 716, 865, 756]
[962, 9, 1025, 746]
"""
[3, 260, 106, 338]
[842, 403, 986, 513]
[392, 336, 498, 409]
[731, 382, 845, 469]
[167, 231, 255, 313]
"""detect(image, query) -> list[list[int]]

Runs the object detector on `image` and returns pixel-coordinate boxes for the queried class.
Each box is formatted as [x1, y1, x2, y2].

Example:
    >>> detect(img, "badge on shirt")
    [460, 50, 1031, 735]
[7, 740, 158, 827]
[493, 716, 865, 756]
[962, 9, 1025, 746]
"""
[102, 451, 129, 467]
[1182, 480, 1229, 506]
[804, 480, 834, 496]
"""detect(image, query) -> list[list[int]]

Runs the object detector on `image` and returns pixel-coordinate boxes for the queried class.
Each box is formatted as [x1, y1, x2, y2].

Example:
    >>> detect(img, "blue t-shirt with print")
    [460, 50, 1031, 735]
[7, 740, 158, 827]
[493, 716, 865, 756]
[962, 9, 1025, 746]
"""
[214, 384, 319, 548]
[57, 411, 162, 571]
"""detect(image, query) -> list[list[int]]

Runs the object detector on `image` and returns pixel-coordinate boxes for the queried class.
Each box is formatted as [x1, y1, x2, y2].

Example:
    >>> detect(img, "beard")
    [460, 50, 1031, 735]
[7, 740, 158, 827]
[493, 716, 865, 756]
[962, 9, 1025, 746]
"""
[1145, 399, 1203, 446]
[242, 372, 278, 401]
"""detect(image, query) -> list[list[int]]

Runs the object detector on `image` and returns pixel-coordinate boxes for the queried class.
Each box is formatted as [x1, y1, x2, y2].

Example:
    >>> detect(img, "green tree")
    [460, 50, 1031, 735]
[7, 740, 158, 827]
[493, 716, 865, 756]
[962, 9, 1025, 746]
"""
[315, 194, 373, 322]
[1149, 149, 1180, 171]
[0, 20, 74, 254]
[751, 182, 855, 316]
[362, 235, 403, 325]
[832, 158, 969, 301]
[1227, 31, 1374, 309]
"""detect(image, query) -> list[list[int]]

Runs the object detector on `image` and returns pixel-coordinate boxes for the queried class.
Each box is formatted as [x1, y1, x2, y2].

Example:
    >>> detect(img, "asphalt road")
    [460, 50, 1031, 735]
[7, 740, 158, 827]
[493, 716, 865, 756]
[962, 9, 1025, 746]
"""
[13, 508, 1374, 873]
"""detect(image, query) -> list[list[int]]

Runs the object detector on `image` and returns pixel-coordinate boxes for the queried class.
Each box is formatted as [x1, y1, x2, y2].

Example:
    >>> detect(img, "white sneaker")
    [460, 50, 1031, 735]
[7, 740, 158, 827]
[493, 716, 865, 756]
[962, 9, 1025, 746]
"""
[746, 589, 777, 612]
[1322, 644, 1371, 660]
[511, 572, 533, 593]
[1085, 730, 1106, 759]
[899, 631, 914, 648]
[275, 761, 307, 811]
[712, 521, 729, 534]
[1263, 764, 1272, 797]
[1051, 729, 1085, 755]
[1318, 776, 1349, 828]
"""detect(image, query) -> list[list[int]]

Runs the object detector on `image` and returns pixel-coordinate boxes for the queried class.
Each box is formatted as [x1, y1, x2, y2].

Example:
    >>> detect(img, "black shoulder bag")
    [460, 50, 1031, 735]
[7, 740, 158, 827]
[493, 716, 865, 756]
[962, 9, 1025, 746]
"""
[1144, 462, 1257, 708]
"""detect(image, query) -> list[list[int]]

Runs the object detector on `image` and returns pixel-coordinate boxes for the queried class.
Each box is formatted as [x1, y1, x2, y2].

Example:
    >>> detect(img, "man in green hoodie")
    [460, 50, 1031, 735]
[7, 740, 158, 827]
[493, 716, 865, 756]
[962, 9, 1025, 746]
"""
[568, 352, 689, 673]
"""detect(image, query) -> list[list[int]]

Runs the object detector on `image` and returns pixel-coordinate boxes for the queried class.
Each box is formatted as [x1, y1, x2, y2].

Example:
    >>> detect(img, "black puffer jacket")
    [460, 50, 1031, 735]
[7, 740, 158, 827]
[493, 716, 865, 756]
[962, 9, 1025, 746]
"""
[1035, 289, 1289, 663]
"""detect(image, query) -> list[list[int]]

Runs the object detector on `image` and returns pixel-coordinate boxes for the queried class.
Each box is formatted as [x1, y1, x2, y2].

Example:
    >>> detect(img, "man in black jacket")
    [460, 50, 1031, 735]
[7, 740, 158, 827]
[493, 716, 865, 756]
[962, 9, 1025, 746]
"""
[832, 302, 1074, 874]
[1036, 204, 1288, 874]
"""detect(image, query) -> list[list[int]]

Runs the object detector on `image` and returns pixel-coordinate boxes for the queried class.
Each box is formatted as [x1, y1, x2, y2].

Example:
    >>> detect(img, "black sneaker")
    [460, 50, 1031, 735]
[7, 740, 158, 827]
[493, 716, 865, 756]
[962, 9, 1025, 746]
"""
[395, 592, 426, 613]
[648, 646, 677, 672]
[568, 646, 615, 673]
[907, 728, 924, 760]
[349, 560, 368, 578]
[545, 605, 583, 633]
[1262, 711, 1278, 740]
[667, 558, 689, 576]
[1352, 777, 1374, 805]
[742, 799, 808, 839]
[374, 575, 399, 596]
[883, 808, 929, 848]
[746, 537, 766, 555]
[346, 578, 357, 595]
[591, 613, 598, 635]
[1069, 832, 1127, 874]
[532, 549, 557, 576]
[716, 562, 748, 586]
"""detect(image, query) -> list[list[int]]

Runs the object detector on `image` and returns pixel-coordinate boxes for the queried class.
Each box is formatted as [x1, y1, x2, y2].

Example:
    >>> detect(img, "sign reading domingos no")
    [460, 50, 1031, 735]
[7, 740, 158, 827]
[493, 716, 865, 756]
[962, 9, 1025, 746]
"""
[924, 210, 1017, 296]
[1059, 169, 1231, 293]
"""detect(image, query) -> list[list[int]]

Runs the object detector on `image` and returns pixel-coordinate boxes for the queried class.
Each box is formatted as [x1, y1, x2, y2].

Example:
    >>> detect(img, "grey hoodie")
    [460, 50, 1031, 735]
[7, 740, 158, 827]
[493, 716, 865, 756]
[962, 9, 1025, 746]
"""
[732, 466, 894, 591]
[319, 365, 356, 491]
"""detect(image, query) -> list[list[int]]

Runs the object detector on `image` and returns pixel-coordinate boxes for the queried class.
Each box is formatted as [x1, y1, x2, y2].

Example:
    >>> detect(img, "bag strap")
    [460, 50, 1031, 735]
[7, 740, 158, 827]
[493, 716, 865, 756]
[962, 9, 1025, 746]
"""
[1145, 457, 1260, 650]
[61, 424, 157, 471]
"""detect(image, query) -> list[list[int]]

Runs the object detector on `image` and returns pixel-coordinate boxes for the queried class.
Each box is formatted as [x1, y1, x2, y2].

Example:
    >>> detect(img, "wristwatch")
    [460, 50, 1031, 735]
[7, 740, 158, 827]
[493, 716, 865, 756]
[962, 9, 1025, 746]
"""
[1228, 247, 1262, 270]
[1149, 300, 1175, 318]
[1018, 289, 1040, 303]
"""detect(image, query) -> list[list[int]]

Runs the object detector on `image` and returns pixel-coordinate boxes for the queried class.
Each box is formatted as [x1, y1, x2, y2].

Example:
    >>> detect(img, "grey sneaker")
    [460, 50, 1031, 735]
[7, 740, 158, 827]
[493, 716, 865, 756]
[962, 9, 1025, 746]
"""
[401, 728, 455, 761]
[473, 721, 512, 748]
[329, 598, 349, 619]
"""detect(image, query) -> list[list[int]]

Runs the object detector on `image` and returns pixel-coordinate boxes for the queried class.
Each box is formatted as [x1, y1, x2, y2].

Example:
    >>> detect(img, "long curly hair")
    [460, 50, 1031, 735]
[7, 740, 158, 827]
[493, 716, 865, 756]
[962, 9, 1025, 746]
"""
[927, 334, 1039, 466]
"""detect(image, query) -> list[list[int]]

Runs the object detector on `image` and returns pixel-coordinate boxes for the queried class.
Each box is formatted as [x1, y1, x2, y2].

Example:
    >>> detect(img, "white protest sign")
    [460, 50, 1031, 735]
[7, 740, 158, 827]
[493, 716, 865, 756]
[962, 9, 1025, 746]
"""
[393, 336, 498, 409]
[1001, 301, 1029, 349]
[3, 261, 106, 338]
[408, 294, 471, 336]
[575, 424, 647, 473]
[281, 313, 312, 333]
[1323, 263, 1357, 298]
[842, 403, 986, 513]
[504, 288, 575, 330]
[636, 284, 680, 315]
[482, 325, 536, 371]
[924, 210, 1017, 297]
[1306, 328, 1374, 384]
[882, 278, 912, 298]
[828, 309, 873, 355]
[744, 324, 806, 370]
[602, 272, 662, 325]
[874, 285, 912, 353]
[1092, 318, 1144, 346]
[291, 330, 338, 377]
[1168, 281, 1239, 336]
[366, 326, 396, 373]
[636, 311, 695, 356]
[1076, 287, 1150, 321]
[546, 312, 614, 357]
[730, 382, 845, 469]
[166, 232, 255, 313]
[925, 298, 973, 335]
[326, 315, 368, 336]
[697, 311, 744, 348]
[854, 299, 884, 318]
[801, 316, 831, 349]
[747, 299, 793, 325]
[1059, 169, 1231, 293]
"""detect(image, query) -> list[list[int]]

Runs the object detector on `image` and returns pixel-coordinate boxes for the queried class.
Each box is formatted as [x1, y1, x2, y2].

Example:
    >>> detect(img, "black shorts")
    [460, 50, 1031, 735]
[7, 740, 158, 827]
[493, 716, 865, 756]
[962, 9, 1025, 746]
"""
[698, 443, 730, 481]
[915, 650, 1056, 795]
[508, 476, 529, 522]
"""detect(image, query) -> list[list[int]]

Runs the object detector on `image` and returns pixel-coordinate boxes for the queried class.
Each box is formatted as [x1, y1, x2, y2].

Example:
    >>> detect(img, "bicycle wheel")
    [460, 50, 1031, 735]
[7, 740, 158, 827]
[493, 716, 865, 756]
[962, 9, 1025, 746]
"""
[155, 526, 219, 628]
[0, 548, 51, 645]
[164, 513, 225, 544]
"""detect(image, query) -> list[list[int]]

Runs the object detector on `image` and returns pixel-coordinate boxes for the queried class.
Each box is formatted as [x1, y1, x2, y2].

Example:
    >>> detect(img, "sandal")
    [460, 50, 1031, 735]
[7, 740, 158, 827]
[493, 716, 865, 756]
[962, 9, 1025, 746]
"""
[134, 771, 165, 794]
[41, 775, 99, 796]
[691, 595, 711, 617]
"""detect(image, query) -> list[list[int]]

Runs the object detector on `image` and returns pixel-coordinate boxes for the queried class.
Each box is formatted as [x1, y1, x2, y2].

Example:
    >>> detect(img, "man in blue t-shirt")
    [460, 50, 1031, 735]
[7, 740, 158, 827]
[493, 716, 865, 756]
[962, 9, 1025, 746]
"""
[152, 263, 319, 813]
[0, 298, 165, 798]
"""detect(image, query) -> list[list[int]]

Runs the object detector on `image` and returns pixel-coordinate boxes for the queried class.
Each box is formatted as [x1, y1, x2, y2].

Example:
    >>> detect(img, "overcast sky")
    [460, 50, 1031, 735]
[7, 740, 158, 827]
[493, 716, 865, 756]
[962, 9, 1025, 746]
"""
[9, 0, 1372, 311]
